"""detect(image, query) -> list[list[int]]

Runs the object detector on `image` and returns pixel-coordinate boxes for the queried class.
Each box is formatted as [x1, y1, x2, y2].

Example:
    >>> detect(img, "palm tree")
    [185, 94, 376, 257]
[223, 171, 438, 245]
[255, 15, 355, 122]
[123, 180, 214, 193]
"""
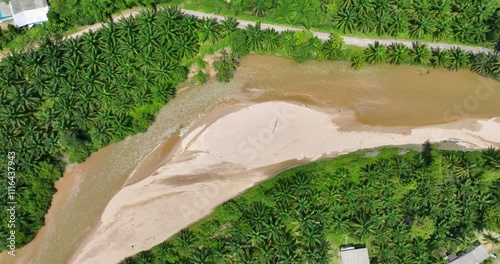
[473, 2, 495, 23]
[410, 42, 432, 65]
[470, 53, 494, 75]
[261, 28, 280, 53]
[482, 147, 499, 168]
[6, 85, 40, 112]
[322, 34, 343, 60]
[387, 43, 411, 65]
[117, 16, 138, 43]
[453, 19, 473, 43]
[389, 11, 409, 37]
[433, 18, 453, 40]
[278, 30, 295, 55]
[251, 0, 270, 16]
[482, 232, 500, 246]
[246, 23, 264, 51]
[364, 41, 386, 64]
[238, 249, 257, 264]
[157, 7, 183, 28]
[81, 30, 101, 53]
[375, 10, 392, 35]
[174, 34, 199, 59]
[448, 47, 470, 71]
[291, 171, 311, 196]
[221, 17, 239, 38]
[133, 250, 155, 264]
[350, 54, 365, 69]
[136, 9, 157, 30]
[264, 216, 285, 242]
[138, 26, 161, 53]
[353, 0, 374, 18]
[62, 38, 84, 59]
[410, 14, 435, 39]
[356, 14, 375, 33]
[470, 25, 490, 43]
[190, 248, 213, 264]
[246, 201, 271, 230]
[174, 229, 198, 254]
[181, 15, 199, 34]
[334, 9, 357, 33]
[197, 17, 221, 44]
[430, 48, 451, 68]
[351, 213, 376, 240]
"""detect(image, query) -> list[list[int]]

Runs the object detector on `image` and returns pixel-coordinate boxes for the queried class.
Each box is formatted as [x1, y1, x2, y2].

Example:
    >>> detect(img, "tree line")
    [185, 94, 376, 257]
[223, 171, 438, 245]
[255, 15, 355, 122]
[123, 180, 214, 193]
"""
[121, 146, 500, 263]
[212, 0, 500, 45]
[229, 22, 499, 79]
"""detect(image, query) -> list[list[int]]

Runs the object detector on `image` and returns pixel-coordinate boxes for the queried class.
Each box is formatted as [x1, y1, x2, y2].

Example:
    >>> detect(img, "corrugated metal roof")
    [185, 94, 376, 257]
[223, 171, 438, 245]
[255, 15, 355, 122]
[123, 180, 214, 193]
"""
[10, 0, 48, 14]
[12, 6, 49, 27]
[6, 0, 49, 27]
[341, 247, 370, 264]
[0, 2, 13, 18]
[450, 245, 489, 264]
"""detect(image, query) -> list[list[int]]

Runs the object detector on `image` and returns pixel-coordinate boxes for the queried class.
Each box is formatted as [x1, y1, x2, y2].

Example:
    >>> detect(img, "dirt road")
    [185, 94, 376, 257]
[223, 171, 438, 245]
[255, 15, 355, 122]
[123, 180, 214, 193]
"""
[66, 8, 495, 54]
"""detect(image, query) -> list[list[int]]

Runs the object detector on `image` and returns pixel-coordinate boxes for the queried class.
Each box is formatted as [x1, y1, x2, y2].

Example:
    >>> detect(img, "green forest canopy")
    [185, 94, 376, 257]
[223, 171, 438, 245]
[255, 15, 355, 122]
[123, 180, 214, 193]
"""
[122, 146, 500, 264]
[0, 6, 499, 252]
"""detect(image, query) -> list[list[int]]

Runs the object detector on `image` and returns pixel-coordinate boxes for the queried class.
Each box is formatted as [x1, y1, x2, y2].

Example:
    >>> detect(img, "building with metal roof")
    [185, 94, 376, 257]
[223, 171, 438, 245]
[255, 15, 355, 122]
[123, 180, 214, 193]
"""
[0, 2, 13, 21]
[6, 0, 49, 27]
[449, 245, 490, 264]
[340, 246, 370, 264]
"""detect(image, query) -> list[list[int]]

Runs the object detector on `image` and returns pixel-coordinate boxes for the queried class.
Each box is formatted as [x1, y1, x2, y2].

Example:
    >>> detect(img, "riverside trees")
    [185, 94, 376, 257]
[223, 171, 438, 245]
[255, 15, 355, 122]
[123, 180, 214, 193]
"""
[0, 7, 221, 251]
[122, 146, 500, 263]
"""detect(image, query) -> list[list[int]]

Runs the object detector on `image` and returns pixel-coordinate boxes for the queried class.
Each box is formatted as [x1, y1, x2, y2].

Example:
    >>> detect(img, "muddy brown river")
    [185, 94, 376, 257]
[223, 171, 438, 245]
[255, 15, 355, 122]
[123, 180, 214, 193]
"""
[1, 54, 499, 264]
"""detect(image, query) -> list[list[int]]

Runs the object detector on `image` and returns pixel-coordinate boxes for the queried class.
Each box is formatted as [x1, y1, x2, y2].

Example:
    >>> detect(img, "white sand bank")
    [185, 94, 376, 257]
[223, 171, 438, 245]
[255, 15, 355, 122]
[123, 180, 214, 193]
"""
[70, 101, 500, 264]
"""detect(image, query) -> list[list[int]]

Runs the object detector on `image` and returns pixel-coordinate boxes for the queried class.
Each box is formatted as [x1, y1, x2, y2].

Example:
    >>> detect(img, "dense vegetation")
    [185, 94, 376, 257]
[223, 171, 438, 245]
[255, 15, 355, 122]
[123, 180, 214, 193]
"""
[3, 0, 500, 52]
[122, 145, 500, 263]
[227, 22, 500, 78]
[0, 7, 228, 250]
[196, 0, 500, 46]
[1, 5, 499, 252]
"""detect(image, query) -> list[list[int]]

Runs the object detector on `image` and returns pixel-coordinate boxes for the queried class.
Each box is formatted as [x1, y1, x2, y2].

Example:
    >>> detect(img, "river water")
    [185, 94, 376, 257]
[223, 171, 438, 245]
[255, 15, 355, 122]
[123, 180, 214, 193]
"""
[1, 54, 499, 264]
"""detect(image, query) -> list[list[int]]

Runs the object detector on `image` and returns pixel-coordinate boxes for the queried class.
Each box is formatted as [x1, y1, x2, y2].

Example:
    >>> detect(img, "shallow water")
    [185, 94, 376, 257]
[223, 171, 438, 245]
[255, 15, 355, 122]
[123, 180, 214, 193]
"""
[1, 54, 499, 264]
[242, 55, 500, 126]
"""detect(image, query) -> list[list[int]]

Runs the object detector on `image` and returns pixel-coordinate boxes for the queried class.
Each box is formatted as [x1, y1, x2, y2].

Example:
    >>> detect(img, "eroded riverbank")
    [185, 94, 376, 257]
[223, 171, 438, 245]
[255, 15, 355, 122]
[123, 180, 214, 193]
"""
[2, 54, 499, 264]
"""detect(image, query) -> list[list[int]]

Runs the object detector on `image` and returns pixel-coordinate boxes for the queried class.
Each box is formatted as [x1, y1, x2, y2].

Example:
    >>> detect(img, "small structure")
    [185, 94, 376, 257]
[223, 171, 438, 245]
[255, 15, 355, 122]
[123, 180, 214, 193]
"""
[340, 246, 370, 264]
[448, 244, 489, 264]
[9, 0, 49, 27]
[0, 2, 13, 22]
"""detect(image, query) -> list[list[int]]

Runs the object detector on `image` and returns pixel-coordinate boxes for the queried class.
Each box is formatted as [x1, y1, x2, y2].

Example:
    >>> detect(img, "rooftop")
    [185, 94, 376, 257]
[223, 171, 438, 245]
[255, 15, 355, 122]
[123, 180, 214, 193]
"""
[9, 0, 49, 27]
[0, 2, 13, 19]
[340, 246, 370, 264]
[449, 245, 489, 264]
[9, 0, 48, 14]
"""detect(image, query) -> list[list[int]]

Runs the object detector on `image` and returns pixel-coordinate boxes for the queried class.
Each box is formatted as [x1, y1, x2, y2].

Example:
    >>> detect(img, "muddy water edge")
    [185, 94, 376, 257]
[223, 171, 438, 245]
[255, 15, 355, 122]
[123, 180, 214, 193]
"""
[2, 54, 500, 264]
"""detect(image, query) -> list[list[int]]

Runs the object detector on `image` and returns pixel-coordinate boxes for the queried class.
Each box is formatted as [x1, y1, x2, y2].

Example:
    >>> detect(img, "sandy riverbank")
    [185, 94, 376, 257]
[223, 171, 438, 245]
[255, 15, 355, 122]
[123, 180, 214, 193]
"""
[70, 101, 500, 264]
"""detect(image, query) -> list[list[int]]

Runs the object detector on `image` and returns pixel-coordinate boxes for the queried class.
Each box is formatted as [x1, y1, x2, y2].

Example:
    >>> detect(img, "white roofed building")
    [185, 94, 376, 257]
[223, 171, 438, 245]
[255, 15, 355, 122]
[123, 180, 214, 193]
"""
[0, 2, 13, 22]
[6, 0, 49, 27]
[448, 245, 490, 264]
[340, 246, 370, 264]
